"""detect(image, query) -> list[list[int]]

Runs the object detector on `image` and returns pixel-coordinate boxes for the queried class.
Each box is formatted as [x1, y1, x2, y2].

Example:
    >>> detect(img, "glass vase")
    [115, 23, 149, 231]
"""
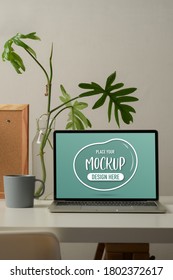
[32, 115, 55, 199]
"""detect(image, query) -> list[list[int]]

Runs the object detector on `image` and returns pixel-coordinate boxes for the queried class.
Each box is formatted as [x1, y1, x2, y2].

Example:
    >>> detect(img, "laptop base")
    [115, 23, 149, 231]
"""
[49, 201, 166, 213]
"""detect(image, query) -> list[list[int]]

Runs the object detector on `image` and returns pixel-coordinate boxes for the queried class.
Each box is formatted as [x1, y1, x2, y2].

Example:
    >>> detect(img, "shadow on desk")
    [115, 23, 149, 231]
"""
[95, 243, 155, 260]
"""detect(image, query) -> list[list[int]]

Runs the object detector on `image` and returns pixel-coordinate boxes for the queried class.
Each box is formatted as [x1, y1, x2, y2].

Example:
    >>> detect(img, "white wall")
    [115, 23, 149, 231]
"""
[0, 0, 173, 259]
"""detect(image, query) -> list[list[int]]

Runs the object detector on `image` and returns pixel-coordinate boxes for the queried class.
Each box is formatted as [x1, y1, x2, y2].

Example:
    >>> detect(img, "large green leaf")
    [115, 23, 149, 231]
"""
[73, 101, 88, 110]
[19, 32, 40, 40]
[92, 93, 107, 109]
[60, 85, 92, 130]
[10, 52, 25, 73]
[2, 32, 40, 73]
[13, 38, 37, 57]
[105, 71, 116, 90]
[108, 99, 113, 122]
[109, 83, 124, 91]
[120, 104, 135, 122]
[60, 85, 71, 104]
[115, 96, 138, 103]
[78, 71, 138, 127]
[78, 82, 104, 97]
[112, 88, 137, 97]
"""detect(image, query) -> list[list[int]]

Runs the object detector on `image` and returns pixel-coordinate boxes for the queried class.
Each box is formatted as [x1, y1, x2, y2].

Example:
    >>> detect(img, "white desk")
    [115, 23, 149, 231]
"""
[0, 196, 173, 243]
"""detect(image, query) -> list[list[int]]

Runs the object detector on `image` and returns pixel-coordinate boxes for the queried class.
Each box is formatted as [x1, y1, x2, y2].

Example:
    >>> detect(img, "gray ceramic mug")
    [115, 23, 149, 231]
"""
[3, 175, 45, 208]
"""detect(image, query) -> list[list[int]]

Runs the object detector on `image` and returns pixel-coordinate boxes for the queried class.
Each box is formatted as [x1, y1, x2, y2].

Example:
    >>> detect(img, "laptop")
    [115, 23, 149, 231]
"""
[49, 130, 166, 213]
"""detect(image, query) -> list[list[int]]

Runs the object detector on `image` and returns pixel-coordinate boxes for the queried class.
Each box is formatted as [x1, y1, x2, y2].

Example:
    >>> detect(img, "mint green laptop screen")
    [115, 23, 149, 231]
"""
[54, 131, 157, 199]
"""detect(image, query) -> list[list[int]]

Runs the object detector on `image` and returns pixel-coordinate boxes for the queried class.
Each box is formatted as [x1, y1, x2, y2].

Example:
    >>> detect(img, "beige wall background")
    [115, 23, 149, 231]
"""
[0, 0, 173, 259]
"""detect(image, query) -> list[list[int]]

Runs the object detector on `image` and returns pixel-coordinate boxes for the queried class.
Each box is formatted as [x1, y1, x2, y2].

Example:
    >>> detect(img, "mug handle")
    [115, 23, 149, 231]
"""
[34, 179, 45, 198]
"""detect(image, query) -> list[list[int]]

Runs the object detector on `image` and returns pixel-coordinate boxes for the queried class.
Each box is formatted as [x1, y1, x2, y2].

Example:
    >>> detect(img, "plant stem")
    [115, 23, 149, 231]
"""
[47, 44, 53, 113]
[34, 149, 46, 197]
[49, 96, 80, 114]
[25, 46, 54, 196]
[50, 105, 73, 127]
[25, 48, 50, 85]
[72, 107, 75, 129]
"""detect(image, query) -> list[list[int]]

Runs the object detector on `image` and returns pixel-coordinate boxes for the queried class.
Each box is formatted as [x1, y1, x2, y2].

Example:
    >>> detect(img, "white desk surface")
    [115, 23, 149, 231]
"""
[0, 196, 173, 243]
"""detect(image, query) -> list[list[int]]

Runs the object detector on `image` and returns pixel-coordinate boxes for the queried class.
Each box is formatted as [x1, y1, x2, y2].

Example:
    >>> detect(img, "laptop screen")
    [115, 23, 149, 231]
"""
[53, 130, 158, 200]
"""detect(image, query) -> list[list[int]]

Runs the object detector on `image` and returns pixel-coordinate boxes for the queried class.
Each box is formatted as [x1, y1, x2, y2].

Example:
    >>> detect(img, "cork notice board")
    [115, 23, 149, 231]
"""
[0, 104, 29, 198]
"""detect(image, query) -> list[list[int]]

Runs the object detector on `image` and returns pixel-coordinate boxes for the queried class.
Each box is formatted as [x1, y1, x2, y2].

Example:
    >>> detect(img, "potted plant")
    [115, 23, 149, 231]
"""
[2, 32, 138, 197]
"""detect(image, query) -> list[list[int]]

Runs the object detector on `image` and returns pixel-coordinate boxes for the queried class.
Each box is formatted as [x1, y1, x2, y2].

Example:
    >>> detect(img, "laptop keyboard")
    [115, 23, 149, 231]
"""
[56, 201, 157, 207]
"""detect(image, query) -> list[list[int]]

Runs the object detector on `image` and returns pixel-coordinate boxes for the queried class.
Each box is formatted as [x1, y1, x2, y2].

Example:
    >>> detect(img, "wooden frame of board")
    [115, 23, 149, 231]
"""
[0, 104, 29, 198]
